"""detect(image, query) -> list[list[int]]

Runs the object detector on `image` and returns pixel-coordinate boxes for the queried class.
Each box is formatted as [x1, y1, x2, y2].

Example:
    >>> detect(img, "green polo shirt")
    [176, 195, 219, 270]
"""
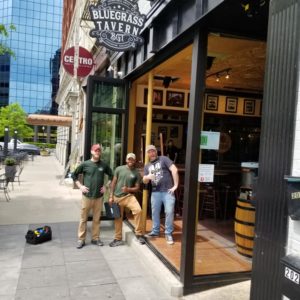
[72, 159, 113, 198]
[114, 165, 141, 197]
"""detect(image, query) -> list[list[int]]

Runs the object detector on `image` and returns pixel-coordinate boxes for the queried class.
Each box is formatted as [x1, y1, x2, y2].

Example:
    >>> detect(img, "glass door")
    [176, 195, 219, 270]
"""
[85, 76, 127, 170]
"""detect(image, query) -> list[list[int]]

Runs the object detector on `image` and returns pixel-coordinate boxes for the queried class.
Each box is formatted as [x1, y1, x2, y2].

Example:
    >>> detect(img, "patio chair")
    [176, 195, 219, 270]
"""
[0, 174, 10, 202]
[14, 165, 24, 186]
[5, 165, 17, 191]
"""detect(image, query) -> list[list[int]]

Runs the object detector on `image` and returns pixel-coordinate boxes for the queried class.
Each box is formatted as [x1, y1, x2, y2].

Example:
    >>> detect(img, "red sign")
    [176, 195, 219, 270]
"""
[62, 46, 94, 77]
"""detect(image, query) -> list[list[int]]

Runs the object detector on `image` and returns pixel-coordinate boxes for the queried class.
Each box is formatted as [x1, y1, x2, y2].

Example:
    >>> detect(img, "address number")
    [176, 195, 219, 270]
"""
[285, 266, 300, 284]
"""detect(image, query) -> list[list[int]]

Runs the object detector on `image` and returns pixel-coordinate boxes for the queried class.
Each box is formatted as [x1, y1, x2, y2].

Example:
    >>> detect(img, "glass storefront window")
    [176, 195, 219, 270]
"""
[91, 112, 123, 170]
[92, 82, 125, 109]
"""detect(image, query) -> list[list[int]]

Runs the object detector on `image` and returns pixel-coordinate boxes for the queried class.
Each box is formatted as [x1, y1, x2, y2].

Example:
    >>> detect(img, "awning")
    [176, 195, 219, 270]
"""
[26, 114, 72, 127]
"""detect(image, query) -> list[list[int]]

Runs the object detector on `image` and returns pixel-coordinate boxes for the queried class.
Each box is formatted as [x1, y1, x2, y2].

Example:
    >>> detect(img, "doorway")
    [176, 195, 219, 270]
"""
[125, 34, 266, 276]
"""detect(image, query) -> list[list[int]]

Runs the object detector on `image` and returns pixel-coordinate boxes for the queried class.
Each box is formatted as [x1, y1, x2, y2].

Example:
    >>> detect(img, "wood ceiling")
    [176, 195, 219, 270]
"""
[134, 35, 266, 94]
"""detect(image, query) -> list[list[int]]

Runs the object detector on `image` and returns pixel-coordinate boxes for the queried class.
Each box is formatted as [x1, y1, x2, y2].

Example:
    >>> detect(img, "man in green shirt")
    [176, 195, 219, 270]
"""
[109, 153, 145, 246]
[72, 144, 113, 249]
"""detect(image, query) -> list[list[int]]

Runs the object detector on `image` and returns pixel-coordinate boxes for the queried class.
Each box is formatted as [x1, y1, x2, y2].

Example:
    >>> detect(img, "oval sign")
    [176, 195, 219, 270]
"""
[62, 46, 94, 77]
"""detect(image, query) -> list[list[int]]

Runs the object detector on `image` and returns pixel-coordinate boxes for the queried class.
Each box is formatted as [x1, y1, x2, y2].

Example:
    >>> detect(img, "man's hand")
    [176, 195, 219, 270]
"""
[121, 186, 128, 193]
[79, 185, 89, 194]
[100, 186, 106, 194]
[143, 174, 155, 183]
[108, 196, 114, 205]
[168, 186, 177, 194]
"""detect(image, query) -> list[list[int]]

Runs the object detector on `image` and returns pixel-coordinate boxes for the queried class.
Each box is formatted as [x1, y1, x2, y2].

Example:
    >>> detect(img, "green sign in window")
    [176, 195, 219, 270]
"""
[201, 135, 208, 146]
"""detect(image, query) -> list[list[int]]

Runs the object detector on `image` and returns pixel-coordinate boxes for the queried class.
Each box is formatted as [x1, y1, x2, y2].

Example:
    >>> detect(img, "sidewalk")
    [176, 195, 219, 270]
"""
[0, 155, 250, 300]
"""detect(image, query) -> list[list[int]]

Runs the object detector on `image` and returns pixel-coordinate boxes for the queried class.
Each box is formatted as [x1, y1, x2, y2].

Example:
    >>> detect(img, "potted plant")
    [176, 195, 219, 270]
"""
[40, 146, 49, 156]
[4, 157, 17, 182]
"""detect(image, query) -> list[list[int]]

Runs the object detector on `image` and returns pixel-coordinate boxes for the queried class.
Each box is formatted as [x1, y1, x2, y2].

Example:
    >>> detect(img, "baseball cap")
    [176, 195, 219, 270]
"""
[145, 145, 157, 152]
[126, 153, 136, 160]
[91, 144, 101, 151]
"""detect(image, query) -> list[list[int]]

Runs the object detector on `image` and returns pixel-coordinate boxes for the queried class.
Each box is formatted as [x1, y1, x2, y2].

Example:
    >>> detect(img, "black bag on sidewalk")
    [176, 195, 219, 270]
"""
[25, 225, 52, 244]
[104, 202, 121, 219]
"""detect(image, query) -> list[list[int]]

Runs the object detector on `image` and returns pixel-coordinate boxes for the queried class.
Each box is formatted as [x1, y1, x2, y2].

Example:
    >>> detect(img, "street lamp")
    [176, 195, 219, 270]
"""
[42, 126, 45, 143]
[4, 127, 9, 157]
[13, 130, 18, 151]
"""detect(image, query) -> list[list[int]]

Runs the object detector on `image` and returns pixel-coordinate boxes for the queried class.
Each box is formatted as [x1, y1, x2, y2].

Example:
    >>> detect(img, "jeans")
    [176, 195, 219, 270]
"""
[151, 192, 175, 236]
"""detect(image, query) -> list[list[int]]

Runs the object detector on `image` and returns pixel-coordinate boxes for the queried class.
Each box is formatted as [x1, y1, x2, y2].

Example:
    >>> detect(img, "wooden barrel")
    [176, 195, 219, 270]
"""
[234, 198, 256, 258]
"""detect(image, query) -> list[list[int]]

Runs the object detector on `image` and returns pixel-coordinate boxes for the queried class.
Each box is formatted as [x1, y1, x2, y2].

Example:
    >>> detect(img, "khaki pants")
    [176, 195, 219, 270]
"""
[78, 195, 103, 241]
[114, 194, 142, 240]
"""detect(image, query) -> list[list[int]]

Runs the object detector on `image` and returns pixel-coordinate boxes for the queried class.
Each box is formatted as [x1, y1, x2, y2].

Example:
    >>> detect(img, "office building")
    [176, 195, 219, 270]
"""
[0, 0, 63, 113]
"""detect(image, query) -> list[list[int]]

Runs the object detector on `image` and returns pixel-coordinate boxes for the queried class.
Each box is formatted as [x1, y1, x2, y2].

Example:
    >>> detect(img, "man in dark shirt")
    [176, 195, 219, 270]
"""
[72, 144, 113, 249]
[143, 145, 179, 245]
[108, 153, 145, 247]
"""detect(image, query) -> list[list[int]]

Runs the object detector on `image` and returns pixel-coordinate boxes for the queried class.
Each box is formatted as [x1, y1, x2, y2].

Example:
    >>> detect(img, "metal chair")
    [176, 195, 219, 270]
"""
[14, 165, 24, 186]
[0, 174, 10, 202]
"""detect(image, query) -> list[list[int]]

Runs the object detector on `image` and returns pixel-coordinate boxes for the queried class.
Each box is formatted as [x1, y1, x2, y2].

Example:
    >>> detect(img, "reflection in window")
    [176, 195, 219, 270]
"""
[1, 0, 63, 113]
[93, 82, 125, 109]
[92, 113, 123, 170]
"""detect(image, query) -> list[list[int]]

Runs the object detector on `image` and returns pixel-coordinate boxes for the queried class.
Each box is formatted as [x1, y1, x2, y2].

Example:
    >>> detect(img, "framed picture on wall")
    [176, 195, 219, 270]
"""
[158, 126, 168, 142]
[144, 89, 163, 106]
[166, 91, 185, 107]
[244, 99, 255, 115]
[225, 97, 238, 113]
[170, 126, 179, 138]
[206, 95, 219, 111]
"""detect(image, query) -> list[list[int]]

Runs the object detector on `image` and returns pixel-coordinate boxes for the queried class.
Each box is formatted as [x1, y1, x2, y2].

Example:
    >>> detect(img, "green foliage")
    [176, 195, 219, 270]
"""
[0, 24, 16, 58]
[0, 103, 33, 139]
[4, 157, 16, 166]
[32, 142, 56, 149]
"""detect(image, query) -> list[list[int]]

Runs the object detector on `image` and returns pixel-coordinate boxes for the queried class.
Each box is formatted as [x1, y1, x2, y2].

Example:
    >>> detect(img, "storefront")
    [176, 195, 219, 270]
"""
[57, 0, 300, 298]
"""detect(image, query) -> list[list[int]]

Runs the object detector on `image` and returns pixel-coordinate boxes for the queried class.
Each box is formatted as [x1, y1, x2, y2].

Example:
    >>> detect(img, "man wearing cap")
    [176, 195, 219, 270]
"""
[72, 144, 113, 249]
[108, 153, 145, 246]
[143, 144, 179, 245]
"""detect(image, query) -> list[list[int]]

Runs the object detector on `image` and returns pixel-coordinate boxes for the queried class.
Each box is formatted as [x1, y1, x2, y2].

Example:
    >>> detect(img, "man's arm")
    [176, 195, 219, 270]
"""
[168, 164, 179, 193]
[143, 166, 155, 183]
[108, 176, 117, 203]
[122, 181, 140, 194]
[72, 164, 89, 193]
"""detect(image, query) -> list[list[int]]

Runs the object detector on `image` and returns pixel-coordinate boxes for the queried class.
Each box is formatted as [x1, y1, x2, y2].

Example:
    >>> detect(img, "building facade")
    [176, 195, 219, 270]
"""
[0, 0, 63, 114]
[56, 0, 300, 298]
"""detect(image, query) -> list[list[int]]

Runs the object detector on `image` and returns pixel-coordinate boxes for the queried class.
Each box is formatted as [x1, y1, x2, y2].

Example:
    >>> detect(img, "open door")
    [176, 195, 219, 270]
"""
[85, 76, 128, 170]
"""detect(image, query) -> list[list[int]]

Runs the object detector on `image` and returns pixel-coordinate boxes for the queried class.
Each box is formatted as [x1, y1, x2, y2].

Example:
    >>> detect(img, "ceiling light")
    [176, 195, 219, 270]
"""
[216, 75, 220, 82]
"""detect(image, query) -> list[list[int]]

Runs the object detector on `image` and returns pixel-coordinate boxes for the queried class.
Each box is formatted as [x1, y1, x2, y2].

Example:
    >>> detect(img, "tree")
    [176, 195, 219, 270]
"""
[0, 24, 16, 57]
[0, 103, 33, 139]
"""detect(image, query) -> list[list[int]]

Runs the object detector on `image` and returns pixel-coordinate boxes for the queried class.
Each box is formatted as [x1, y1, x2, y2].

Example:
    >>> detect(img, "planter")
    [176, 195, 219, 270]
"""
[40, 150, 50, 156]
[5, 165, 17, 181]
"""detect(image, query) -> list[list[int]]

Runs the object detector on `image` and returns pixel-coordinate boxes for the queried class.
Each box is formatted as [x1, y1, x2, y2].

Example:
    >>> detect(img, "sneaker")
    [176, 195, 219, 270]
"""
[109, 239, 124, 247]
[76, 240, 85, 249]
[136, 235, 146, 245]
[145, 232, 159, 238]
[165, 235, 174, 245]
[91, 239, 104, 246]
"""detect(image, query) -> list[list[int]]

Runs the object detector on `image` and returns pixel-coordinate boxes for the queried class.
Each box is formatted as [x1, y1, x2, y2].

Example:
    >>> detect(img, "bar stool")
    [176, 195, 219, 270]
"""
[199, 185, 222, 221]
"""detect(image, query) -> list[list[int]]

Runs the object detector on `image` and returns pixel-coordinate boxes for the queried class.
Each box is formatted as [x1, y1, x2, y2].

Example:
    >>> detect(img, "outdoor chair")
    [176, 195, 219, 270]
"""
[5, 166, 17, 191]
[0, 174, 10, 202]
[14, 165, 24, 186]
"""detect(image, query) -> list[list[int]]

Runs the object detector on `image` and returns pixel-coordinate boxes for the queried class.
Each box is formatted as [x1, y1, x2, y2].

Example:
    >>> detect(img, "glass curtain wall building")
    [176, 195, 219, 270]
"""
[0, 0, 62, 113]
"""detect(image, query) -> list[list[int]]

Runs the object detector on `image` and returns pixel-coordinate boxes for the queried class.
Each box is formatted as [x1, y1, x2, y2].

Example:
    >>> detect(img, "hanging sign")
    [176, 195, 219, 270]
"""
[62, 46, 94, 77]
[89, 0, 146, 52]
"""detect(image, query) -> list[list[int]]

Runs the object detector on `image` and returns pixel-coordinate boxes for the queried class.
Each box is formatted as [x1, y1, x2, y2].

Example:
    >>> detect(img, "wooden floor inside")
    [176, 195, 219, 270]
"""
[128, 216, 252, 275]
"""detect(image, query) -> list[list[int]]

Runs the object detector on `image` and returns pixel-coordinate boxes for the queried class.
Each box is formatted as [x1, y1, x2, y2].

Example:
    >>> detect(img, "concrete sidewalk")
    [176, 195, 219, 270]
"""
[0, 155, 250, 299]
